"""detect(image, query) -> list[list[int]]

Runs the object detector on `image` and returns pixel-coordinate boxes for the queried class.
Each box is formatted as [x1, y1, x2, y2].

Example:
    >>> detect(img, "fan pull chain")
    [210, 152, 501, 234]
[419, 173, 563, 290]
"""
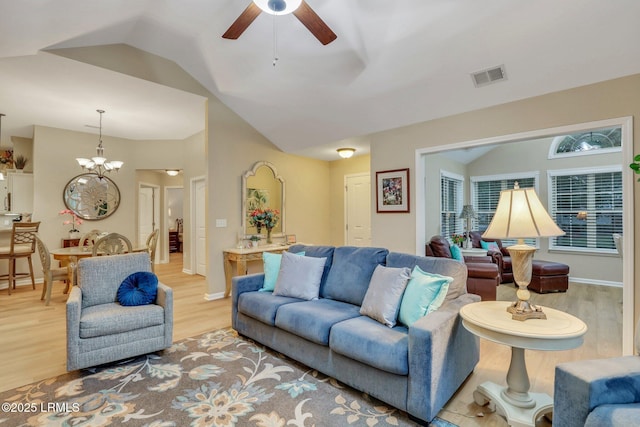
[272, 13, 279, 67]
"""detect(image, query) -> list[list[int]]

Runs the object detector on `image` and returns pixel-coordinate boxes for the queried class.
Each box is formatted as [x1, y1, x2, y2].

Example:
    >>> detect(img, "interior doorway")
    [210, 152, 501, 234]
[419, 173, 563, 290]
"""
[191, 176, 206, 277]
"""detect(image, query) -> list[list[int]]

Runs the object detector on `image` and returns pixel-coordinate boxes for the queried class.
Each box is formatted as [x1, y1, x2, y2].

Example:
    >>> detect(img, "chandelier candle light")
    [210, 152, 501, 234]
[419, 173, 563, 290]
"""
[76, 110, 123, 179]
[482, 182, 565, 321]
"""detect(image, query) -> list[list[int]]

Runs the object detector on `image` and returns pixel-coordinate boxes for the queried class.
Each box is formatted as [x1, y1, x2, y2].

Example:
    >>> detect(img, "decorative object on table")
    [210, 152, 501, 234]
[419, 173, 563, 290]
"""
[249, 207, 280, 243]
[13, 154, 27, 170]
[459, 205, 477, 249]
[63, 173, 121, 220]
[286, 234, 297, 244]
[249, 234, 260, 248]
[75, 109, 123, 179]
[242, 161, 285, 238]
[451, 233, 465, 247]
[629, 153, 640, 180]
[59, 208, 83, 238]
[482, 182, 565, 320]
[376, 168, 410, 213]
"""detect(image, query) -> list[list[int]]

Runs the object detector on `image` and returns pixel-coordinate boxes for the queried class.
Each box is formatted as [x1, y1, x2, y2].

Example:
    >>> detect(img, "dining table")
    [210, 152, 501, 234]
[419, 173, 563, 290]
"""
[51, 245, 148, 284]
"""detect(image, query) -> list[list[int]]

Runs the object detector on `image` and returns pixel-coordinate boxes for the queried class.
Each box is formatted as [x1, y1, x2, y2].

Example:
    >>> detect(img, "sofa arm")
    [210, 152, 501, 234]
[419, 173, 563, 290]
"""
[406, 293, 480, 422]
[231, 273, 265, 329]
[66, 286, 82, 370]
[156, 282, 174, 347]
[554, 356, 640, 427]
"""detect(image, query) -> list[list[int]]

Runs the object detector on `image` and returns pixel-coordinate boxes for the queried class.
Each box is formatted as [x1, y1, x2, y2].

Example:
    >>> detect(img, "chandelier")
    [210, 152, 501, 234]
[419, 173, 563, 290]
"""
[76, 109, 123, 178]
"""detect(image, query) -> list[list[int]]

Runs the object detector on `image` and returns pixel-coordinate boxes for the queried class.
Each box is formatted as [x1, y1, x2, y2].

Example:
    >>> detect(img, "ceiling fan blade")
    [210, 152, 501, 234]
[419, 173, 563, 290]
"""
[292, 0, 337, 45]
[222, 2, 262, 39]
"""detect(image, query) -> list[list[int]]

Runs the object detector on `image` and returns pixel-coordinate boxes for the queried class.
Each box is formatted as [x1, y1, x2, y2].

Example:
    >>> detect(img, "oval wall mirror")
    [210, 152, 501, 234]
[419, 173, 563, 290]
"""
[242, 161, 285, 237]
[63, 173, 121, 220]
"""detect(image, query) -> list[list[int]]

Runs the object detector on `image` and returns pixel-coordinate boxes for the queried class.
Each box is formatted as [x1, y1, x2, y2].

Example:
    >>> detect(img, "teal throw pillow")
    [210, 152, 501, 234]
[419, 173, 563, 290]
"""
[261, 251, 304, 292]
[117, 271, 158, 306]
[449, 244, 464, 262]
[480, 240, 500, 251]
[398, 266, 453, 327]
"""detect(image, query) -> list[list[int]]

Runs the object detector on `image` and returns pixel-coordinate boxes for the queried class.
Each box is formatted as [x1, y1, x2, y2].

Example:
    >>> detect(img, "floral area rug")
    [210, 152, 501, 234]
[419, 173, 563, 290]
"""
[0, 328, 458, 427]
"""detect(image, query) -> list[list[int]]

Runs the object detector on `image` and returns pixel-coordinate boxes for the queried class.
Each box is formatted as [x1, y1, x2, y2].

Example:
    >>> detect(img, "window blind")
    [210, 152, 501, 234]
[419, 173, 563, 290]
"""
[440, 172, 463, 239]
[549, 169, 622, 251]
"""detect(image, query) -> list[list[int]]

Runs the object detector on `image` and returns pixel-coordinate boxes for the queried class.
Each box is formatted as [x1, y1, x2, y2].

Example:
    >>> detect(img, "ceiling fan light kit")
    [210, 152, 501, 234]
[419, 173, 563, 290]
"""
[223, 0, 336, 45]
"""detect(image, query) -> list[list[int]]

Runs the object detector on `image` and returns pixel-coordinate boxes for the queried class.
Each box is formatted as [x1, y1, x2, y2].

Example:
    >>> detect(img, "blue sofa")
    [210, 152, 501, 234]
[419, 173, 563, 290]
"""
[232, 245, 480, 424]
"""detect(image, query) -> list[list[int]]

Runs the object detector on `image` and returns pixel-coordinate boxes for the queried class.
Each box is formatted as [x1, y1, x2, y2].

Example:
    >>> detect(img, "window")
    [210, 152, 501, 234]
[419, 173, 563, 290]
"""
[549, 127, 621, 159]
[471, 172, 538, 246]
[440, 171, 463, 239]
[548, 166, 622, 252]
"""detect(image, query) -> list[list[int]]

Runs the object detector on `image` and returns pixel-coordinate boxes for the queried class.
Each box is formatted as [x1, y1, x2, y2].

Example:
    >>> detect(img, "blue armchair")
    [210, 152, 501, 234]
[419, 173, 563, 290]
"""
[554, 320, 640, 426]
[66, 252, 173, 371]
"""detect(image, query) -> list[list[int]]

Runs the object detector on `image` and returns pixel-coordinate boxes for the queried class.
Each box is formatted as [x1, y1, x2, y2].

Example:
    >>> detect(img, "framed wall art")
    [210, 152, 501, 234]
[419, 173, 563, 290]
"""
[376, 168, 410, 213]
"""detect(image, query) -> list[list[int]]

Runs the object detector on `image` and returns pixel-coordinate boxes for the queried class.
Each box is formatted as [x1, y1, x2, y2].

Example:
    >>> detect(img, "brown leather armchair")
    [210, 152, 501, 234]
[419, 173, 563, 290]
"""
[425, 236, 499, 301]
[469, 231, 512, 283]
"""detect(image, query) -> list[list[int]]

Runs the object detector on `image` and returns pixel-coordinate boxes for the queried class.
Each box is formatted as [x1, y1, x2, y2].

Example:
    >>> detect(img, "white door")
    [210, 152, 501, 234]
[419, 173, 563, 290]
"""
[345, 174, 371, 246]
[194, 178, 206, 276]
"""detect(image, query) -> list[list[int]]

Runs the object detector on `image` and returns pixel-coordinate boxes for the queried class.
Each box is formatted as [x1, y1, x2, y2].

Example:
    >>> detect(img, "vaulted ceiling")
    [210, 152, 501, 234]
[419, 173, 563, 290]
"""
[1, 0, 639, 160]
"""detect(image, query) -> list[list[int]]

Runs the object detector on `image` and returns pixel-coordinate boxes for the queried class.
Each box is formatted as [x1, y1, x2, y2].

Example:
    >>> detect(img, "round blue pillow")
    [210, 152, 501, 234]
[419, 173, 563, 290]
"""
[117, 272, 158, 306]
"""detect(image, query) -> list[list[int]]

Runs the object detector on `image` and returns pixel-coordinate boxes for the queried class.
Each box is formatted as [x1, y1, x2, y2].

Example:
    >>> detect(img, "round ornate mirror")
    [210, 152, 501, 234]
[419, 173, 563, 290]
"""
[63, 173, 121, 220]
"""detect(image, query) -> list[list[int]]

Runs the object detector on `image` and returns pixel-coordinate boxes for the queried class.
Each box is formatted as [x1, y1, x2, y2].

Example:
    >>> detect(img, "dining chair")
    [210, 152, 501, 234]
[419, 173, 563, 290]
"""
[79, 229, 102, 248]
[92, 232, 132, 256]
[0, 221, 40, 295]
[146, 229, 159, 272]
[35, 236, 70, 305]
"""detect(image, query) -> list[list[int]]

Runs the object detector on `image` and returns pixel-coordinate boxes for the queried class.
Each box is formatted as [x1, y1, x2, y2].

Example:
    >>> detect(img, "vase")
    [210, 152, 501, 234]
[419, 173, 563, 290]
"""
[256, 224, 262, 234]
[266, 227, 272, 244]
[69, 230, 81, 239]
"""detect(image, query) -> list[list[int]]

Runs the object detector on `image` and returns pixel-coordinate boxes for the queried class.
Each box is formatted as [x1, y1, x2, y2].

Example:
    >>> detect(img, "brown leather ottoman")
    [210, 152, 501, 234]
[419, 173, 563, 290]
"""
[529, 260, 569, 293]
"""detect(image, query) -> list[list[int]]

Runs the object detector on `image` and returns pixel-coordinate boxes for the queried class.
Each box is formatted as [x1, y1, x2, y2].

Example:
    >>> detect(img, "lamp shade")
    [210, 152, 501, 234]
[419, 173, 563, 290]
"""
[459, 205, 477, 219]
[482, 185, 565, 239]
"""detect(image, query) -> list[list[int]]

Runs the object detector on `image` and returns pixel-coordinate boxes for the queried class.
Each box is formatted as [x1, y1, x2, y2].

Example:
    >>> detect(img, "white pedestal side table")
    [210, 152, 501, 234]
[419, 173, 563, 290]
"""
[459, 301, 587, 427]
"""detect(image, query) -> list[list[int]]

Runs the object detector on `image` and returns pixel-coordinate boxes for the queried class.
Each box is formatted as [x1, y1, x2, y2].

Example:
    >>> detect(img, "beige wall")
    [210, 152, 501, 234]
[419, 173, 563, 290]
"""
[424, 153, 467, 239]
[328, 154, 371, 246]
[370, 73, 640, 324]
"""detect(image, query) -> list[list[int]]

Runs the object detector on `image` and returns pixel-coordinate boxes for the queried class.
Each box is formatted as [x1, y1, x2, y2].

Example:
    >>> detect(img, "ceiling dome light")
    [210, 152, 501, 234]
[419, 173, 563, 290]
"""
[166, 170, 179, 177]
[337, 148, 356, 159]
[253, 0, 302, 15]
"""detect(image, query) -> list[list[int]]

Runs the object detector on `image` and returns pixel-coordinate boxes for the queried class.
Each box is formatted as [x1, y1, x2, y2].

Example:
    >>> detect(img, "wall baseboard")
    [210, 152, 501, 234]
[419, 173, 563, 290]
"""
[204, 292, 224, 301]
[570, 277, 623, 288]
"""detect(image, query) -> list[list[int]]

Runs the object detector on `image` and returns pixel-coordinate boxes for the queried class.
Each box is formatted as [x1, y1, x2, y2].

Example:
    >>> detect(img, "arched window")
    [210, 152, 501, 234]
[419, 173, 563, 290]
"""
[549, 127, 621, 159]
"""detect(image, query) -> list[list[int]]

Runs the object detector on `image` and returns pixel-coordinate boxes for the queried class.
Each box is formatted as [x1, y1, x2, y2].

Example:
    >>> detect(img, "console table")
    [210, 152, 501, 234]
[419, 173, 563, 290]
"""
[223, 244, 292, 297]
[459, 301, 587, 427]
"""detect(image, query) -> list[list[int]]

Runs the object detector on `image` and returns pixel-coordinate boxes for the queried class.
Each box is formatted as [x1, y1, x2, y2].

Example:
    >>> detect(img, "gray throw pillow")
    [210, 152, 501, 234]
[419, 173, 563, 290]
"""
[360, 265, 411, 328]
[273, 251, 327, 300]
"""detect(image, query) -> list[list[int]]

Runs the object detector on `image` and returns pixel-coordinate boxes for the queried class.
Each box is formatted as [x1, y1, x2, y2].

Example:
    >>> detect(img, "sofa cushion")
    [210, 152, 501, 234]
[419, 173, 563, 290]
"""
[273, 252, 326, 300]
[386, 252, 467, 302]
[449, 244, 464, 262]
[330, 316, 409, 375]
[288, 245, 335, 293]
[238, 291, 303, 326]
[79, 302, 164, 338]
[261, 251, 305, 292]
[275, 299, 361, 345]
[360, 265, 411, 327]
[480, 240, 500, 251]
[322, 246, 389, 305]
[585, 403, 640, 427]
[398, 266, 452, 327]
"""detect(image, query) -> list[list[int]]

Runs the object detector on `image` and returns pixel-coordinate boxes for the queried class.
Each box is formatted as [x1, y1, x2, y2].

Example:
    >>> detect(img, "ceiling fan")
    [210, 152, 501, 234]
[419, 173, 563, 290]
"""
[222, 0, 337, 45]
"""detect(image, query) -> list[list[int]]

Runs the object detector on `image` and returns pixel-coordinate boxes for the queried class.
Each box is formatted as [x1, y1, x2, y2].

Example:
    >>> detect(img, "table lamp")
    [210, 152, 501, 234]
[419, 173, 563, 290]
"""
[482, 182, 565, 321]
[459, 205, 477, 249]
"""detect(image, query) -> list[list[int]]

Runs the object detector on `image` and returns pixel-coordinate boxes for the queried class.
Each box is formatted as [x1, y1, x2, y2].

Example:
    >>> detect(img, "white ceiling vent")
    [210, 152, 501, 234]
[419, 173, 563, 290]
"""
[471, 65, 507, 88]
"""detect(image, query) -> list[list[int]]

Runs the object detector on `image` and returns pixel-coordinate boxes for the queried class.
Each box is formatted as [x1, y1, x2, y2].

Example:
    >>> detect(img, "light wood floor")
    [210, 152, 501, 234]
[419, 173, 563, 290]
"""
[0, 259, 622, 427]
